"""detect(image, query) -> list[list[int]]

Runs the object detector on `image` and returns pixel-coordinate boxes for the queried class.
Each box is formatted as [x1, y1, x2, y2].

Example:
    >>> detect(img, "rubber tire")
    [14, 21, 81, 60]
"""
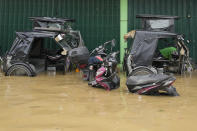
[129, 67, 155, 76]
[6, 64, 32, 76]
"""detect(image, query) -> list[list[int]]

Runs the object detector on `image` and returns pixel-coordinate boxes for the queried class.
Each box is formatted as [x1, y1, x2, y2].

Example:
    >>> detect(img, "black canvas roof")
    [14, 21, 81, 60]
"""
[9, 31, 60, 58]
[29, 17, 75, 23]
[16, 31, 58, 38]
[136, 14, 179, 19]
[129, 30, 178, 67]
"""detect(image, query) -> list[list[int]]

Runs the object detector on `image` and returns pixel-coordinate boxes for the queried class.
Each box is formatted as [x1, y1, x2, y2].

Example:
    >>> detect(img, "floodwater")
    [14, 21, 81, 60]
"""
[0, 71, 197, 131]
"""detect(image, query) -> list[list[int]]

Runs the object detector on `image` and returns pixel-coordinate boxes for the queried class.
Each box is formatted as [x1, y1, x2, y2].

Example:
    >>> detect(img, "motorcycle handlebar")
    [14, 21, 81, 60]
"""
[90, 39, 115, 56]
[104, 51, 119, 61]
[103, 39, 116, 47]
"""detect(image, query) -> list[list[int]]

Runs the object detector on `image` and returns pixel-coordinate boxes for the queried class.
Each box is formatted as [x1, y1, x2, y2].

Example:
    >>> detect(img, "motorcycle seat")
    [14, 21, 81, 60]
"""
[127, 74, 173, 86]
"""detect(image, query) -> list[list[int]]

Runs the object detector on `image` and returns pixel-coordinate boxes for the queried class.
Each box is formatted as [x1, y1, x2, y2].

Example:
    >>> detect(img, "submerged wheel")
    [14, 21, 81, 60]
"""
[6, 65, 33, 76]
[129, 67, 155, 76]
[89, 70, 95, 82]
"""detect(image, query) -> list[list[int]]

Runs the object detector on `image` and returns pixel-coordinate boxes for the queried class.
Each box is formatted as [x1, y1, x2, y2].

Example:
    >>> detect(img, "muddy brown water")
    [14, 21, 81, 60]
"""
[0, 71, 197, 131]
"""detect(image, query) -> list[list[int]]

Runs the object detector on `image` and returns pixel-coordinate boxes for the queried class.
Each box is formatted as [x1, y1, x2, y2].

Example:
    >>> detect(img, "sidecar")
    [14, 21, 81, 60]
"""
[123, 14, 192, 76]
[0, 16, 86, 76]
[1, 31, 75, 76]
[124, 30, 192, 76]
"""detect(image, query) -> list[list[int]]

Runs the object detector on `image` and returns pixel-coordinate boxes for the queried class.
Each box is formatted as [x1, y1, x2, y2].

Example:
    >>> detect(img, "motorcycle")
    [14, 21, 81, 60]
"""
[126, 73, 179, 96]
[80, 39, 116, 81]
[89, 51, 120, 91]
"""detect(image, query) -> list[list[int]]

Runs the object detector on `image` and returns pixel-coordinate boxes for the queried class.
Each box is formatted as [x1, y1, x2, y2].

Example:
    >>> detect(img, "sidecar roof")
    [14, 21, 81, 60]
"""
[136, 14, 179, 19]
[29, 17, 75, 23]
[16, 31, 58, 38]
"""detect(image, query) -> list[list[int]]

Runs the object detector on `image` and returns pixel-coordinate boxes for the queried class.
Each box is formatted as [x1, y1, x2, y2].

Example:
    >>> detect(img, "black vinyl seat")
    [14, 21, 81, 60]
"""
[127, 74, 172, 86]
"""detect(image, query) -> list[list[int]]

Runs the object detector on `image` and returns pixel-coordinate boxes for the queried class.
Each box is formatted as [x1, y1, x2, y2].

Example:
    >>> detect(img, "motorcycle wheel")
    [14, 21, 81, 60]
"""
[129, 66, 155, 76]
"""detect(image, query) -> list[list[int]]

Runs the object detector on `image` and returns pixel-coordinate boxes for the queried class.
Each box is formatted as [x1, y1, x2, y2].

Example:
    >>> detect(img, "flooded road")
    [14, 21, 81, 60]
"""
[0, 71, 197, 131]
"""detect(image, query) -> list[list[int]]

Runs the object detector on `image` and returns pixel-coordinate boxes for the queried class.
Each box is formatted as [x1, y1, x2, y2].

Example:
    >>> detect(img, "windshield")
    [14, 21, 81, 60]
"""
[149, 19, 173, 29]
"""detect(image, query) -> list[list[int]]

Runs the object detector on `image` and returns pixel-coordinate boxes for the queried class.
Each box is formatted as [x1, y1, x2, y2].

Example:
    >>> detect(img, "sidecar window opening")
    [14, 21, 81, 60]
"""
[153, 37, 177, 58]
[29, 37, 62, 59]
[28, 37, 63, 73]
[28, 38, 44, 58]
[157, 37, 177, 50]
[43, 37, 62, 51]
